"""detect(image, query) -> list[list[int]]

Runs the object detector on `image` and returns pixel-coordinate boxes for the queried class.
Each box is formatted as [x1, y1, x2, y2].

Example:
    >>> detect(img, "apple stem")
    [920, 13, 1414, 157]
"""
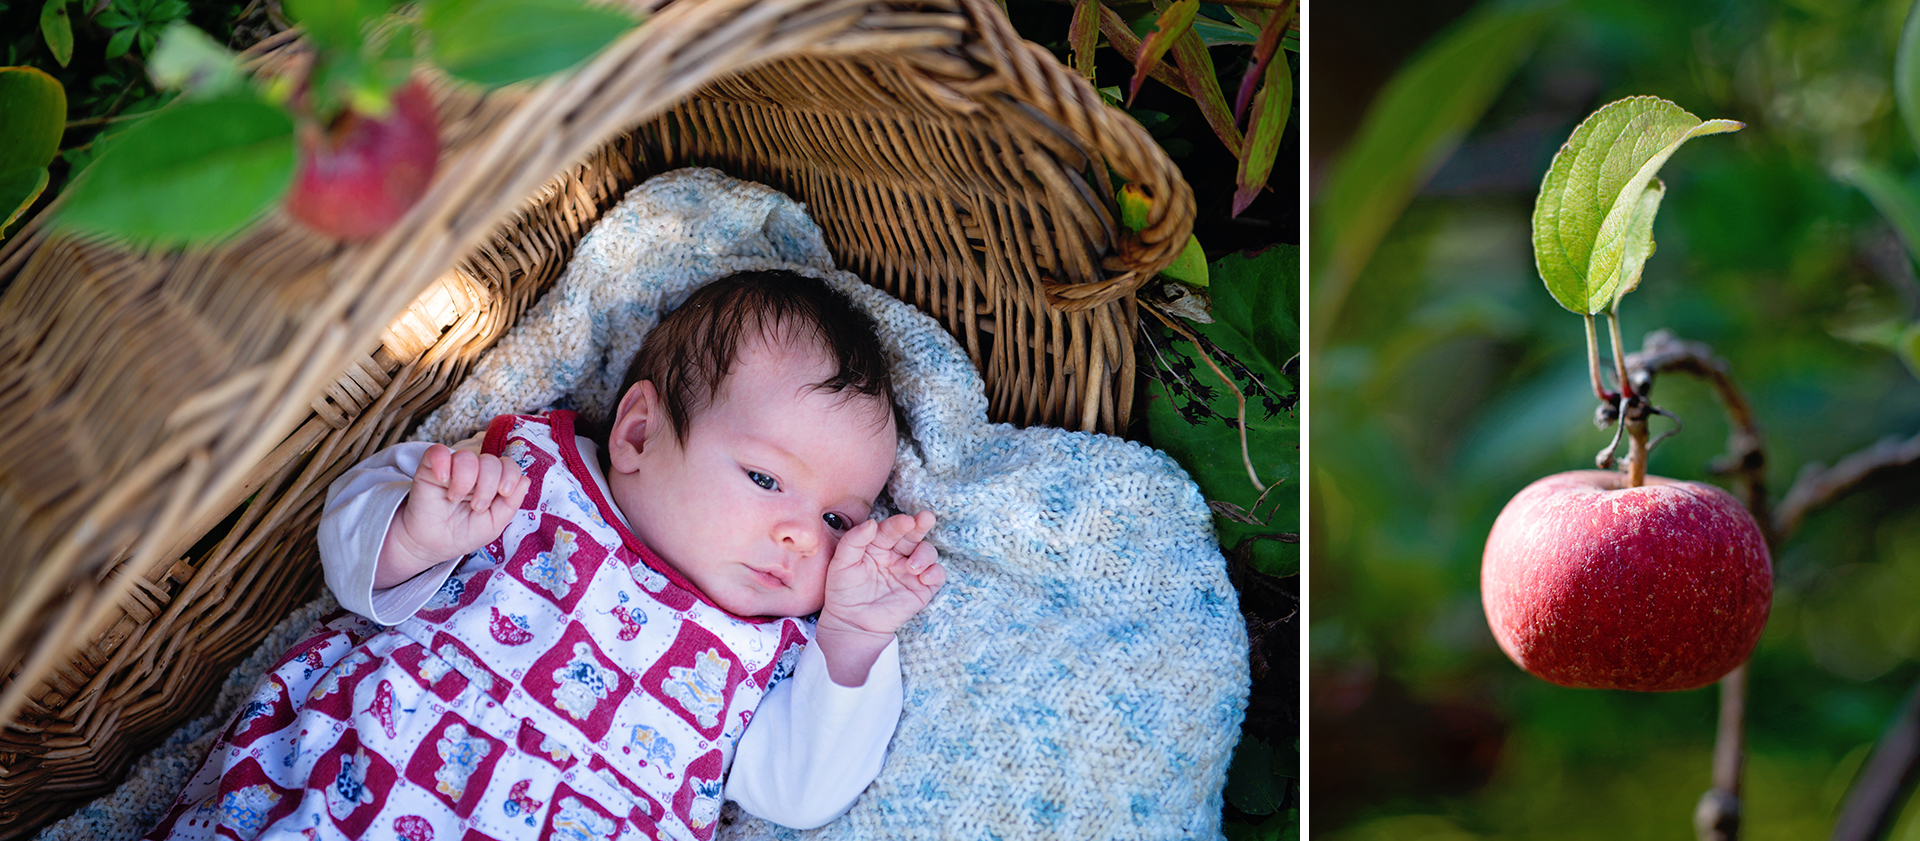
[1584, 314, 1620, 403]
[1608, 310, 1649, 488]
[1608, 309, 1635, 401]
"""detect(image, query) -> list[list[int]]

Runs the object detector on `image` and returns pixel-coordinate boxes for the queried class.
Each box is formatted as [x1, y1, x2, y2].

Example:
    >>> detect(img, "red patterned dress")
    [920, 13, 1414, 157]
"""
[146, 413, 815, 841]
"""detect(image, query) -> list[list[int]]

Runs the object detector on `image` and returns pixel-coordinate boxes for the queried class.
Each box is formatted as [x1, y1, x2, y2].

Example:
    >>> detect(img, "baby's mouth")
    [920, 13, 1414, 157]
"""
[746, 565, 788, 588]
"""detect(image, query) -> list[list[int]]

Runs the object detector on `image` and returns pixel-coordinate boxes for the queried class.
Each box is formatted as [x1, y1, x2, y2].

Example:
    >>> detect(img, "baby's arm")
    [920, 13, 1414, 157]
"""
[725, 640, 903, 828]
[319, 434, 521, 622]
[814, 511, 944, 686]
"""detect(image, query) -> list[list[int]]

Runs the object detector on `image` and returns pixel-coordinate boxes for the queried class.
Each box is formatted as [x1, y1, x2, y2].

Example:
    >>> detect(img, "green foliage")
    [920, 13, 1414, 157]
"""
[1065, 0, 1294, 215]
[1128, 0, 1197, 104]
[422, 0, 639, 88]
[1313, 3, 1550, 343]
[147, 22, 245, 99]
[1234, 40, 1289, 216]
[0, 64, 65, 231]
[40, 0, 72, 66]
[1531, 96, 1740, 315]
[1145, 244, 1298, 577]
[96, 0, 190, 60]
[1224, 735, 1291, 813]
[54, 93, 294, 242]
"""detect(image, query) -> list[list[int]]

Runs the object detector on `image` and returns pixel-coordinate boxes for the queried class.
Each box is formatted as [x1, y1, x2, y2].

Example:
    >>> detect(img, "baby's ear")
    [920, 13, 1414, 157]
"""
[607, 380, 661, 473]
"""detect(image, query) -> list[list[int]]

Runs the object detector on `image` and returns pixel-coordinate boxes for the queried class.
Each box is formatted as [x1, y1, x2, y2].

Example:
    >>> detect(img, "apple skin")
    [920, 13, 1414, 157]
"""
[1481, 470, 1771, 692]
[284, 80, 439, 241]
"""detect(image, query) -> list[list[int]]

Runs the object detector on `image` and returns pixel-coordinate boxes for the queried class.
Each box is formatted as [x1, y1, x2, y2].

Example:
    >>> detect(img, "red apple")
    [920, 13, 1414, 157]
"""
[285, 79, 439, 241]
[1481, 470, 1771, 692]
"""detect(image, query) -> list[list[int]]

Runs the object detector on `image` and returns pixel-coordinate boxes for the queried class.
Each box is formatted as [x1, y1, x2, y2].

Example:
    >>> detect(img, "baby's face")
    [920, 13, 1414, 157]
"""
[606, 337, 898, 618]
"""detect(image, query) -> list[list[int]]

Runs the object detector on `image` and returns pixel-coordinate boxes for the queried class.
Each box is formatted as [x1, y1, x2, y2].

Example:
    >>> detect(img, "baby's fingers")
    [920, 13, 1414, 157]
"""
[414, 443, 455, 489]
[870, 511, 935, 556]
[470, 455, 504, 511]
[444, 448, 482, 502]
[490, 473, 533, 523]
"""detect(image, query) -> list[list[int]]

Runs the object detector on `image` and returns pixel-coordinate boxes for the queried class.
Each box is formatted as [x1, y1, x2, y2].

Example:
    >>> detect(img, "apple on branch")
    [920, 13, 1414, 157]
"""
[284, 78, 439, 241]
[1481, 470, 1771, 692]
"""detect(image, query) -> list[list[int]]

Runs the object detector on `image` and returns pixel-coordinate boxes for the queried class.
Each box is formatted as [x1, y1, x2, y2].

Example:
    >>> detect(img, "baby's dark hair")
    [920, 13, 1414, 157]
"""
[615, 270, 899, 442]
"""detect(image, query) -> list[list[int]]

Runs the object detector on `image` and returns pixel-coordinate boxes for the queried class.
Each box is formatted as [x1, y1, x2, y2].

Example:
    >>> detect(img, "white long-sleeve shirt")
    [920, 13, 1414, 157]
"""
[317, 434, 900, 828]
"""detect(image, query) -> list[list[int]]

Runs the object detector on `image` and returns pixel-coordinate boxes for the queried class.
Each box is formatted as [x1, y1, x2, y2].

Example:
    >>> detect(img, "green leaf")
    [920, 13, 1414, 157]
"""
[1901, 321, 1920, 383]
[1233, 48, 1289, 217]
[1169, 28, 1241, 157]
[1068, 0, 1098, 82]
[95, 9, 132, 28]
[0, 66, 67, 172]
[1192, 15, 1255, 45]
[105, 26, 135, 58]
[1127, 0, 1196, 104]
[40, 0, 73, 66]
[1532, 95, 1741, 314]
[148, 22, 247, 99]
[1224, 735, 1281, 814]
[1313, 4, 1549, 345]
[1838, 160, 1920, 260]
[55, 94, 295, 243]
[1162, 234, 1208, 286]
[1609, 178, 1664, 307]
[1, 166, 50, 231]
[1899, 0, 1920, 157]
[283, 0, 393, 50]
[1145, 245, 1298, 576]
[423, 0, 639, 88]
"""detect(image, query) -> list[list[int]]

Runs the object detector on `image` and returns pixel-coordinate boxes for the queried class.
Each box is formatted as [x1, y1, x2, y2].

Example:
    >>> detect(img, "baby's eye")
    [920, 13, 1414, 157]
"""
[823, 512, 853, 531]
[747, 471, 778, 491]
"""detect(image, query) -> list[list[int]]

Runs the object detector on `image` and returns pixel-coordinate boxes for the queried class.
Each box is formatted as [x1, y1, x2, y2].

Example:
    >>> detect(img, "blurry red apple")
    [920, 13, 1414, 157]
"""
[285, 79, 439, 241]
[1480, 470, 1771, 692]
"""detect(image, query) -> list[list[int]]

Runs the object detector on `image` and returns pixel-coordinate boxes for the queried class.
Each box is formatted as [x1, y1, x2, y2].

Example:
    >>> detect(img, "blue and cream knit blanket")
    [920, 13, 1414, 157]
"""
[41, 168, 1249, 841]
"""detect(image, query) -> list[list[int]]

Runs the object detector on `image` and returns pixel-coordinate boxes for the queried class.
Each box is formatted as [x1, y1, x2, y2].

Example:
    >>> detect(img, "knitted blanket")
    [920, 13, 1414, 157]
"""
[40, 168, 1248, 841]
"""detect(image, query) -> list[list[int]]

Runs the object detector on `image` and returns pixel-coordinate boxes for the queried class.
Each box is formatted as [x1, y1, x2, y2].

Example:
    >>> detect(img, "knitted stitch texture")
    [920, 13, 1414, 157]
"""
[43, 168, 1248, 841]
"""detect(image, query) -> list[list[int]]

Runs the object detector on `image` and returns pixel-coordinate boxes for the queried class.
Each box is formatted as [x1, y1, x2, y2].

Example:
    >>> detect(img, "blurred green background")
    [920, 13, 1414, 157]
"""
[1311, 0, 1920, 837]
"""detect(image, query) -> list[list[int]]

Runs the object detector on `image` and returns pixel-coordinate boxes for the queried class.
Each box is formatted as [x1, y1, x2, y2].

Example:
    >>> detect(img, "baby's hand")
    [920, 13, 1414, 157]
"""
[818, 511, 945, 637]
[379, 444, 531, 587]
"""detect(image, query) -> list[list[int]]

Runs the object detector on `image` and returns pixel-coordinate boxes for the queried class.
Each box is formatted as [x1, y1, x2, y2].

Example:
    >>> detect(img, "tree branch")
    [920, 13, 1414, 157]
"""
[1775, 431, 1920, 540]
[1622, 330, 1767, 841]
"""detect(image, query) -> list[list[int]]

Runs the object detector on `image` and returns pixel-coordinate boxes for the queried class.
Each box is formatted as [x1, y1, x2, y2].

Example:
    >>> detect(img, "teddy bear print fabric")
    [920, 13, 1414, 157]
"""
[143, 412, 812, 841]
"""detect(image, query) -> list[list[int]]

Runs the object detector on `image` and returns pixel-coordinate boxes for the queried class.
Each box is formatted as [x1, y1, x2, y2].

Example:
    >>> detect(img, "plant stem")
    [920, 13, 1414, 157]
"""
[1585, 314, 1612, 402]
[1621, 331, 1771, 841]
[1610, 312, 1648, 488]
[1695, 664, 1747, 841]
[1609, 309, 1634, 401]
[1142, 302, 1265, 493]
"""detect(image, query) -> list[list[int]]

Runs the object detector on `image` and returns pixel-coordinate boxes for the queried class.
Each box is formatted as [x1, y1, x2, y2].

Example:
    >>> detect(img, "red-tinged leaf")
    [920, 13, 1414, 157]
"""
[1128, 0, 1198, 106]
[1100, 4, 1184, 93]
[1234, 1, 1291, 124]
[1170, 29, 1242, 157]
[1233, 48, 1290, 217]
[1069, 0, 1099, 82]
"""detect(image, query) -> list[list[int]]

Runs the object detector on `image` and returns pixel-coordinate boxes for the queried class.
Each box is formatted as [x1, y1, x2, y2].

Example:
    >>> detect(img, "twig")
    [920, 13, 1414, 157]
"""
[1621, 330, 1768, 841]
[64, 110, 157, 129]
[1623, 330, 1771, 542]
[1831, 684, 1920, 841]
[1775, 431, 1920, 540]
[1142, 301, 1265, 493]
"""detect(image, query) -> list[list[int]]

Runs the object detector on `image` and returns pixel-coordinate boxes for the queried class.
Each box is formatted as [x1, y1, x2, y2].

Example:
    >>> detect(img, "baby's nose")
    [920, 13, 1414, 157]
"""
[775, 518, 822, 556]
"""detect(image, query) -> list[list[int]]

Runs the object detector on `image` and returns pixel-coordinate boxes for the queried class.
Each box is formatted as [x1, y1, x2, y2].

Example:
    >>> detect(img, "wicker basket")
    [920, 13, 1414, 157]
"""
[0, 0, 1192, 832]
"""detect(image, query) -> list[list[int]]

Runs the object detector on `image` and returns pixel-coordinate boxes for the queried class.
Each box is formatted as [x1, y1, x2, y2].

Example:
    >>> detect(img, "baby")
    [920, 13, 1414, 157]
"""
[145, 271, 945, 841]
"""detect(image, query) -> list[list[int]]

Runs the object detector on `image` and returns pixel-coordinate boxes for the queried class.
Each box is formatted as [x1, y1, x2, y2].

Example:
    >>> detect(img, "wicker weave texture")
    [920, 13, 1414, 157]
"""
[0, 0, 1193, 833]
